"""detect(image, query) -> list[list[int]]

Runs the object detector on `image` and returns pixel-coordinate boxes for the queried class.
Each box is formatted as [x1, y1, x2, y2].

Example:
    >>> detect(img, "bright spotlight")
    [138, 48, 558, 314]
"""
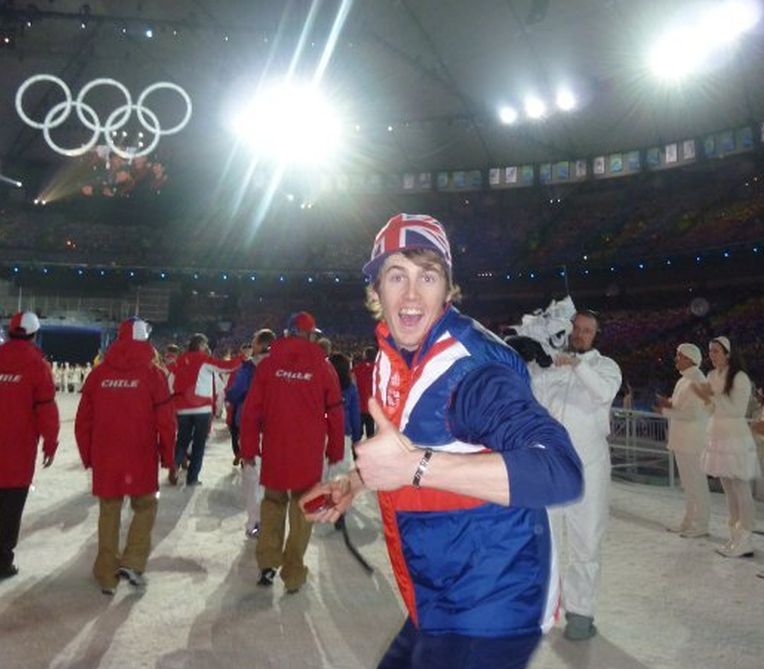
[648, 28, 707, 80]
[556, 89, 576, 111]
[231, 83, 344, 166]
[702, 0, 761, 44]
[648, 1, 761, 80]
[524, 96, 546, 119]
[498, 106, 518, 124]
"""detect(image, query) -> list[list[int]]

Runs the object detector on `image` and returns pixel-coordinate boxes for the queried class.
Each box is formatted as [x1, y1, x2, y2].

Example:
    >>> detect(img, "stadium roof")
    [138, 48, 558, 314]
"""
[1, 0, 763, 176]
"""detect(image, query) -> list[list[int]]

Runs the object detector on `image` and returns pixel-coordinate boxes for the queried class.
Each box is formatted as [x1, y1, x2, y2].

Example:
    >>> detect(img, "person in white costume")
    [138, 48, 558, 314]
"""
[693, 336, 760, 558]
[654, 343, 711, 537]
[531, 310, 621, 641]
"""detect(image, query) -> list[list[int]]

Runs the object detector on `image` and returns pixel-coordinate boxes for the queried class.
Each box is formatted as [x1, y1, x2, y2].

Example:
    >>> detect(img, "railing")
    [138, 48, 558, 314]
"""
[608, 409, 675, 487]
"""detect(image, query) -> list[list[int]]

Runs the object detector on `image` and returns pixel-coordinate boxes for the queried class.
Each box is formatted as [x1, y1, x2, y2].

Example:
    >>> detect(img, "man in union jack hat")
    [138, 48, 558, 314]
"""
[303, 213, 584, 668]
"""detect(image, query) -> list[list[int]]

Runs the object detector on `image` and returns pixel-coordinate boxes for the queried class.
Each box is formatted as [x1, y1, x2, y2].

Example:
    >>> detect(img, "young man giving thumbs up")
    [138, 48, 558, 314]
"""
[302, 214, 583, 669]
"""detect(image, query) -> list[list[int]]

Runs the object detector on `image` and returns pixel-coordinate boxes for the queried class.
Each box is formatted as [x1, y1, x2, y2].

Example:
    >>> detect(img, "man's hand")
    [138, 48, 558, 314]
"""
[554, 353, 580, 368]
[300, 474, 360, 523]
[752, 420, 764, 436]
[42, 454, 54, 468]
[353, 398, 420, 491]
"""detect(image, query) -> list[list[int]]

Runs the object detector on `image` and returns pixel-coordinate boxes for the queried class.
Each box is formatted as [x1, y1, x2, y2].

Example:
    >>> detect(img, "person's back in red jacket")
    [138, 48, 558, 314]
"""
[75, 318, 176, 594]
[0, 311, 59, 579]
[171, 333, 241, 485]
[240, 311, 343, 593]
[353, 345, 377, 438]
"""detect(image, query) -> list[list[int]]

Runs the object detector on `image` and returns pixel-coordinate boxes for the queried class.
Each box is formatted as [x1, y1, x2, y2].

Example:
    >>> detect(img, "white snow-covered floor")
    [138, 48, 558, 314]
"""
[2, 393, 763, 669]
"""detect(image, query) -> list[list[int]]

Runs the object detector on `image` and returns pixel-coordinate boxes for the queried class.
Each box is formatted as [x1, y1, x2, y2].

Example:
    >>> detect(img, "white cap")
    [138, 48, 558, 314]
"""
[677, 343, 702, 366]
[711, 336, 731, 354]
[9, 311, 40, 336]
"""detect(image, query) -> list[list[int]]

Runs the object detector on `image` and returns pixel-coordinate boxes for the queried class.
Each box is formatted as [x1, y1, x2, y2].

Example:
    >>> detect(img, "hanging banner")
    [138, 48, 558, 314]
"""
[703, 135, 715, 157]
[683, 139, 696, 160]
[574, 159, 587, 178]
[505, 166, 518, 183]
[665, 143, 678, 163]
[489, 168, 501, 186]
[593, 156, 605, 175]
[610, 153, 623, 173]
[736, 126, 753, 150]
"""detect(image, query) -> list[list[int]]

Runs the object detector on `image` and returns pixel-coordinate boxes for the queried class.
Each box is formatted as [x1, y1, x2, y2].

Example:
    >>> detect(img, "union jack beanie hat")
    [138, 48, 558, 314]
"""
[9, 311, 40, 336]
[363, 213, 452, 280]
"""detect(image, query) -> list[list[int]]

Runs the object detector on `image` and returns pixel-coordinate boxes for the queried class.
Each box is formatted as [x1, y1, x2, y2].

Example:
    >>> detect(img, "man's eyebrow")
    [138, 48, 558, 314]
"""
[383, 263, 407, 274]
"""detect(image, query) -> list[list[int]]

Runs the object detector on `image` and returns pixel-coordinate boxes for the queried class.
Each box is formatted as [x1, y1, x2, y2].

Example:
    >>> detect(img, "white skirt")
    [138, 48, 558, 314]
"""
[701, 417, 761, 480]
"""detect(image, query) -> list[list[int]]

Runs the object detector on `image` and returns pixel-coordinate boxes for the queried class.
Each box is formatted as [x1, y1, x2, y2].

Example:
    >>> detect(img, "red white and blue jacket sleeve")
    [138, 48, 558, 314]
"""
[448, 362, 583, 508]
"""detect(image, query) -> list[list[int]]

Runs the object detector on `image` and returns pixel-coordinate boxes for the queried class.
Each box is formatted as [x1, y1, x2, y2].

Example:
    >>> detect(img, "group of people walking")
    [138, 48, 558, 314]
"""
[1, 212, 761, 668]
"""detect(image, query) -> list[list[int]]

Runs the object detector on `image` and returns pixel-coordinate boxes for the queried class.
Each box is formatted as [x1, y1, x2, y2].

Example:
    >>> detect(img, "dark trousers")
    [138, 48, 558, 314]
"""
[378, 618, 541, 669]
[0, 487, 30, 570]
[361, 412, 375, 439]
[230, 422, 240, 457]
[175, 413, 212, 484]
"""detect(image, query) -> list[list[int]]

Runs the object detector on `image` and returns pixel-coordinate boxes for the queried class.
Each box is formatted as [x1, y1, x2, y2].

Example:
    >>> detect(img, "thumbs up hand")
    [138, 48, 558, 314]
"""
[354, 398, 421, 491]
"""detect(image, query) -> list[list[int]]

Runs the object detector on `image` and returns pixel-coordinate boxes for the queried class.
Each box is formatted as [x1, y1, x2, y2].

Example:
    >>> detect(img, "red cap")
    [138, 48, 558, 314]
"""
[287, 311, 318, 335]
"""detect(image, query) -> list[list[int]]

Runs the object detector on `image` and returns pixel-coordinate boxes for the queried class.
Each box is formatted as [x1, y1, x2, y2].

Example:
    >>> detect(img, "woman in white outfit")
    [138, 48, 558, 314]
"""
[693, 336, 760, 558]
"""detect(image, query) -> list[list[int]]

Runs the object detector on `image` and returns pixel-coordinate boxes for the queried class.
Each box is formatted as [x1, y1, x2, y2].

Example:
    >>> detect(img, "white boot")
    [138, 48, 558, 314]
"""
[716, 529, 754, 558]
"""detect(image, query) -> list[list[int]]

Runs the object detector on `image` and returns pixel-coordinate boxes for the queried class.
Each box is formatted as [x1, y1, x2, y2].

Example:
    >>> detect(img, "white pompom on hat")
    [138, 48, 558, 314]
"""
[676, 343, 702, 366]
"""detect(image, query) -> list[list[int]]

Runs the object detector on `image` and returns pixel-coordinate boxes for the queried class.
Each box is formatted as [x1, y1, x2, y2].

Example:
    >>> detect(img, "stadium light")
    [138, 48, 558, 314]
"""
[230, 83, 344, 166]
[498, 106, 519, 124]
[648, 28, 708, 80]
[555, 89, 576, 111]
[524, 96, 546, 119]
[701, 0, 761, 44]
[648, 0, 761, 80]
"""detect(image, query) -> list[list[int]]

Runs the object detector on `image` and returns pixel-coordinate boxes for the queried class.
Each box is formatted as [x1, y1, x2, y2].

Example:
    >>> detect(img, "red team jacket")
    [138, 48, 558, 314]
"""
[240, 336, 344, 491]
[0, 339, 59, 487]
[352, 359, 374, 414]
[171, 350, 241, 414]
[75, 338, 176, 498]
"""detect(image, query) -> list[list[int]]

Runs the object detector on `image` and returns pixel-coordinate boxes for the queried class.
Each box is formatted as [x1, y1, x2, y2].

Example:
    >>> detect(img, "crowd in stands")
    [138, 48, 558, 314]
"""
[1, 155, 763, 277]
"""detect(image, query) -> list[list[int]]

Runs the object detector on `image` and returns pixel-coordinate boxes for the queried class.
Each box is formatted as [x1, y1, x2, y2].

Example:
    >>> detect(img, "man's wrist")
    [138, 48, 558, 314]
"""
[349, 468, 366, 493]
[412, 448, 434, 488]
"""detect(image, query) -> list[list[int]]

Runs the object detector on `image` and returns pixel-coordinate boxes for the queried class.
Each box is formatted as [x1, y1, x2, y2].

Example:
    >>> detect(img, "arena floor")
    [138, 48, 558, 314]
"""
[1, 394, 763, 669]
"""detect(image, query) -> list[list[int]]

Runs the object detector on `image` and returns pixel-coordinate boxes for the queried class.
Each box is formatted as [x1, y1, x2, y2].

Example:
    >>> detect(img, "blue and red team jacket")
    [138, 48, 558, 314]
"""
[374, 306, 583, 639]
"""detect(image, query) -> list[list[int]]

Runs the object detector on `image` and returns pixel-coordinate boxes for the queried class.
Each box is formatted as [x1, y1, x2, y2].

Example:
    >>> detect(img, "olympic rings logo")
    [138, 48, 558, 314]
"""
[15, 74, 193, 160]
